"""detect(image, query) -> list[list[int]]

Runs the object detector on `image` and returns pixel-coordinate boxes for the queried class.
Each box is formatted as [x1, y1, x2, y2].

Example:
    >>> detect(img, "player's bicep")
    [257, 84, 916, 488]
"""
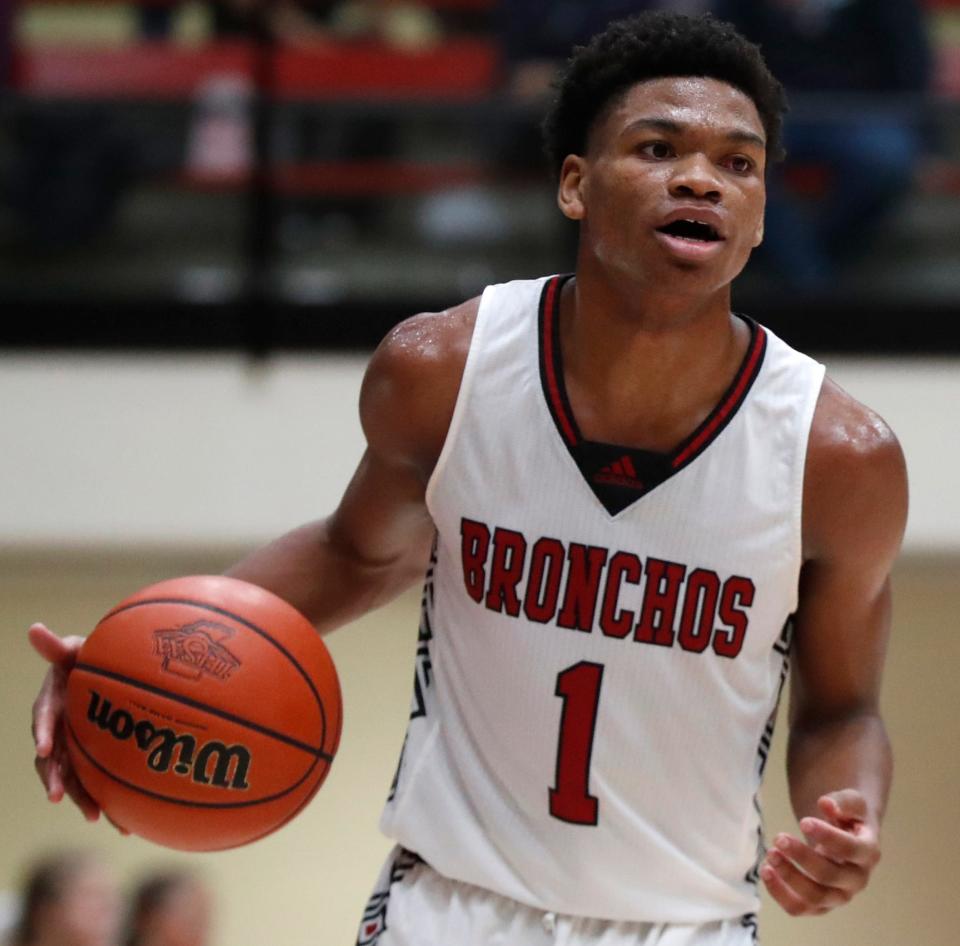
[790, 560, 893, 724]
[328, 445, 434, 576]
[331, 302, 474, 571]
[794, 385, 908, 722]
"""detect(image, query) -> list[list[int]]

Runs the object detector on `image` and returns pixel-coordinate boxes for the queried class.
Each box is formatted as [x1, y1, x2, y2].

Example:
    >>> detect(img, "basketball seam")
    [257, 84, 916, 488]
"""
[99, 595, 341, 753]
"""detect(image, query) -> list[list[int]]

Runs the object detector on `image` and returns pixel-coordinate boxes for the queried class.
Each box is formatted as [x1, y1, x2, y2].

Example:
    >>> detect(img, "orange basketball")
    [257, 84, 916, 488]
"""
[64, 575, 342, 851]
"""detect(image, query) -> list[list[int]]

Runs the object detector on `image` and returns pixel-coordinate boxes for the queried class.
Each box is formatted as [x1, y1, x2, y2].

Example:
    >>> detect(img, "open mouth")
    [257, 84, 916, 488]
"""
[655, 219, 723, 242]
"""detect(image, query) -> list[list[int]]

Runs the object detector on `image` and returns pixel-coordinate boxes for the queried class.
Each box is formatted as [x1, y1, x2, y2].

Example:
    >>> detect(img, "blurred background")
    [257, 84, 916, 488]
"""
[1, 2, 958, 945]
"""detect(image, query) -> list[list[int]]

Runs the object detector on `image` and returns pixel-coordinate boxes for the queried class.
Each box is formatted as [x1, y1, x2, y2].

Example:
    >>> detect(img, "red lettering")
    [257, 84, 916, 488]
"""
[557, 544, 609, 632]
[714, 576, 755, 658]
[485, 528, 527, 617]
[524, 538, 566, 623]
[634, 558, 686, 646]
[460, 518, 490, 603]
[599, 552, 642, 638]
[677, 569, 721, 653]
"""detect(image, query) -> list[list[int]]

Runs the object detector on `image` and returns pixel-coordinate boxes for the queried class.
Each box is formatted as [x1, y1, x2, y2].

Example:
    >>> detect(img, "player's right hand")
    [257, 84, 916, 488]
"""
[29, 623, 101, 822]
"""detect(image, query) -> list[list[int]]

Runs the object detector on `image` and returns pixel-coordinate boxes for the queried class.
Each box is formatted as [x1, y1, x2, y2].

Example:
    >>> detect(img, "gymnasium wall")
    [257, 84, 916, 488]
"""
[0, 352, 957, 551]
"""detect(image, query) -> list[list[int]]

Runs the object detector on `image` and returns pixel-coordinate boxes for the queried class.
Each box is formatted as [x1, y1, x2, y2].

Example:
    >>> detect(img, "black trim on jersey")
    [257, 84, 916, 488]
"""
[746, 617, 795, 888]
[538, 273, 581, 447]
[387, 536, 438, 803]
[356, 848, 424, 945]
[536, 276, 768, 516]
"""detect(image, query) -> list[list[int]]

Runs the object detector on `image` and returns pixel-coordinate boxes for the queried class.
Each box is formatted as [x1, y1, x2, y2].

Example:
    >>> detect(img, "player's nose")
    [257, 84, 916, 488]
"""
[668, 155, 723, 202]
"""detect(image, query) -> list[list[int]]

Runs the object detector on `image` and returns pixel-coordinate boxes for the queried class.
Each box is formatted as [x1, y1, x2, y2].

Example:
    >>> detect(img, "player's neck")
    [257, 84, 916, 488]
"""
[559, 269, 748, 450]
[570, 256, 735, 332]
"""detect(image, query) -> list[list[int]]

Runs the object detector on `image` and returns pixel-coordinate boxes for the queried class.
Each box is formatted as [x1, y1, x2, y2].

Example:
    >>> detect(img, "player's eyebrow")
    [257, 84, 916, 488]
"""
[623, 118, 766, 150]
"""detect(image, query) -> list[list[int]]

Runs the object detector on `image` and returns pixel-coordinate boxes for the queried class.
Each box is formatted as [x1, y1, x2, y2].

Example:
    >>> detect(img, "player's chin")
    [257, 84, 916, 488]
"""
[657, 253, 741, 287]
[666, 251, 752, 292]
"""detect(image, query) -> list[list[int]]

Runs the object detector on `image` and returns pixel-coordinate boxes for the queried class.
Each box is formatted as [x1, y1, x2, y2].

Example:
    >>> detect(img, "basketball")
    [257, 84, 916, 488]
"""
[64, 575, 342, 851]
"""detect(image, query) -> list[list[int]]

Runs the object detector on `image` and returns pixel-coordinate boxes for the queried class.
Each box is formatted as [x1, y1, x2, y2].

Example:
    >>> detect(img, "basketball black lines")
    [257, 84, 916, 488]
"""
[65, 716, 327, 810]
[74, 662, 331, 761]
[100, 596, 330, 749]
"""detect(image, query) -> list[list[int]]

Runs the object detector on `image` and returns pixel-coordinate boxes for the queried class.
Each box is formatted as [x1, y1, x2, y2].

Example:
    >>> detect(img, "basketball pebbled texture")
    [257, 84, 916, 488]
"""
[65, 575, 342, 851]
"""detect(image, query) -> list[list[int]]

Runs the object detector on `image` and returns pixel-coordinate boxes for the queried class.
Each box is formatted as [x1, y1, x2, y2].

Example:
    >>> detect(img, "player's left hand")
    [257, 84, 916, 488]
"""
[760, 789, 881, 916]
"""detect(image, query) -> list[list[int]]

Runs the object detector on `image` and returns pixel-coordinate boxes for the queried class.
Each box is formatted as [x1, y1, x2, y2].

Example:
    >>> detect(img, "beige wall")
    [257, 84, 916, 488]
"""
[1, 552, 957, 946]
[1, 353, 958, 552]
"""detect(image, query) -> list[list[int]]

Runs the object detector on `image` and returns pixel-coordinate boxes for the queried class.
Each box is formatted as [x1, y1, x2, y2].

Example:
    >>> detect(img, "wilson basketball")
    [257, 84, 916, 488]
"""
[64, 575, 342, 851]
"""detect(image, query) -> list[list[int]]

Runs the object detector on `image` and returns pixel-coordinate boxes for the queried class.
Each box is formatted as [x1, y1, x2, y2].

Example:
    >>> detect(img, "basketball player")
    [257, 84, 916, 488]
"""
[31, 13, 907, 945]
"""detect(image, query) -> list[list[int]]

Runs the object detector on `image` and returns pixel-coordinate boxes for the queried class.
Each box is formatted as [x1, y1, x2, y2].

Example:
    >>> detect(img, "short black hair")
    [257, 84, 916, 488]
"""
[542, 11, 787, 176]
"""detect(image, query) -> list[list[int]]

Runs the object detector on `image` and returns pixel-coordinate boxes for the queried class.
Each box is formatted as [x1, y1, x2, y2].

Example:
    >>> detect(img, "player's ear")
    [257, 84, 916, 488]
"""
[752, 211, 765, 248]
[558, 155, 587, 221]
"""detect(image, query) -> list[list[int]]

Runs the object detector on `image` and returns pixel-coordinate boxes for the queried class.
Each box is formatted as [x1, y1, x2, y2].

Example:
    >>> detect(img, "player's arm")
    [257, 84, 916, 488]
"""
[761, 378, 908, 916]
[30, 299, 478, 815]
[225, 301, 477, 632]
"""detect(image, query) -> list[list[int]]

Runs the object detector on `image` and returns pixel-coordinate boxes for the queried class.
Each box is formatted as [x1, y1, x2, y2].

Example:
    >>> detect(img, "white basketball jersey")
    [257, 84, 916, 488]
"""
[380, 275, 825, 924]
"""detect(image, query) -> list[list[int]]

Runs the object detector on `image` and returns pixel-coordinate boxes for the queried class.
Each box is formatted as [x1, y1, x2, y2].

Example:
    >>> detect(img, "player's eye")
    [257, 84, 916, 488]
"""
[725, 155, 755, 174]
[639, 141, 674, 160]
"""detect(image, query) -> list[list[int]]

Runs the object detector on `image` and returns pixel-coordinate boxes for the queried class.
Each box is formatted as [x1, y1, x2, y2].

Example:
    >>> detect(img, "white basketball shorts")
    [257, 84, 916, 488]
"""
[355, 847, 759, 946]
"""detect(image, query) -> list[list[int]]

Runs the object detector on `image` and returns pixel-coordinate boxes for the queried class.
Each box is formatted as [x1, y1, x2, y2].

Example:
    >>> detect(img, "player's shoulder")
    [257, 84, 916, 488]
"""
[803, 376, 908, 561]
[359, 296, 482, 477]
[808, 376, 904, 471]
[368, 296, 480, 385]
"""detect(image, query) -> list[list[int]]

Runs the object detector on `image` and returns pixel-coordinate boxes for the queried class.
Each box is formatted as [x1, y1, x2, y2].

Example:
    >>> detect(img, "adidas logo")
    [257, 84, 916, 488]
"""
[593, 455, 645, 491]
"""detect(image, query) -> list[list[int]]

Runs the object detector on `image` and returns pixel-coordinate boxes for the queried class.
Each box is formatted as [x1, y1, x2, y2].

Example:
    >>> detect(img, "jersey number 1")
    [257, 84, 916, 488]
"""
[549, 661, 604, 825]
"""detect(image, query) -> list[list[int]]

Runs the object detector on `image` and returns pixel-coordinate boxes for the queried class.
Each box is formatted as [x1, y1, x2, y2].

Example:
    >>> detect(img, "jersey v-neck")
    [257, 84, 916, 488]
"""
[537, 274, 768, 516]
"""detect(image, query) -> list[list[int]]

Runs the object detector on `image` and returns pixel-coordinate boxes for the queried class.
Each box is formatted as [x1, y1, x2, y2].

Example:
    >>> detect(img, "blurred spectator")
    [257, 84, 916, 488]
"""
[139, 1, 327, 41]
[8, 850, 121, 946]
[208, 1, 327, 42]
[6, 104, 140, 252]
[123, 872, 212, 946]
[139, 2, 178, 39]
[717, 0, 932, 291]
[140, 1, 441, 46]
[499, 2, 713, 101]
[328, 0, 442, 48]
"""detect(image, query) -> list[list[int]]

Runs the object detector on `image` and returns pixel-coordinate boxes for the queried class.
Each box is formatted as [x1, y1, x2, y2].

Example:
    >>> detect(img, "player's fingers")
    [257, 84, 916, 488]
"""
[27, 624, 83, 666]
[34, 753, 60, 801]
[767, 850, 850, 907]
[63, 769, 101, 823]
[800, 817, 879, 868]
[29, 628, 84, 757]
[31, 672, 61, 758]
[819, 790, 867, 825]
[761, 851, 853, 916]
[771, 834, 867, 893]
[51, 734, 100, 821]
[760, 860, 828, 917]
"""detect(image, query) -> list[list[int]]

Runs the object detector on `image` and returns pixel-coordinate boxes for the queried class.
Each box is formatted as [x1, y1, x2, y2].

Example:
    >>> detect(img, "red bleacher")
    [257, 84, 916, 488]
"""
[14, 40, 500, 100]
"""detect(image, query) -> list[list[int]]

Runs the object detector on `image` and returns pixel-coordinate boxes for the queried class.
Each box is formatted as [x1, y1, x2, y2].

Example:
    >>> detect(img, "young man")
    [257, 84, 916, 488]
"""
[31, 13, 907, 946]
